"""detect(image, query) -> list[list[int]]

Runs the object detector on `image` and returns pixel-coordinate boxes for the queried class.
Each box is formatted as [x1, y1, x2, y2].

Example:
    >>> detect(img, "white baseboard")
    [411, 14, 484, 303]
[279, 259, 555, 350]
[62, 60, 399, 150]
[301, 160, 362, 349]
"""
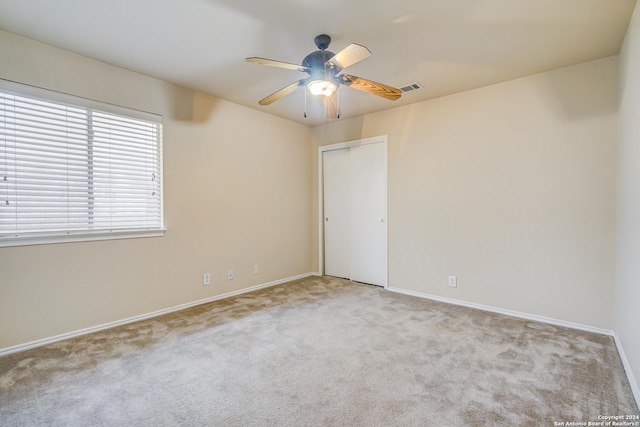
[387, 286, 613, 336]
[612, 331, 640, 409]
[0, 272, 315, 357]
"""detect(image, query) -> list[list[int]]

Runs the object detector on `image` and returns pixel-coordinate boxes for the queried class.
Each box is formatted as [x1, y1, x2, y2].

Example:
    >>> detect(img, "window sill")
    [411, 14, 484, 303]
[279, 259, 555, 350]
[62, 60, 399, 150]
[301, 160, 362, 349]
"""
[0, 229, 166, 248]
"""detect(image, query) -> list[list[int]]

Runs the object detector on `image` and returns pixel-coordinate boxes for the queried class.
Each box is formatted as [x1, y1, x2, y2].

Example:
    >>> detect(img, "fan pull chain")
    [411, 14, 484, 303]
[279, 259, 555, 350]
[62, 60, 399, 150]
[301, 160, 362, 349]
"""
[304, 86, 307, 118]
[337, 89, 340, 119]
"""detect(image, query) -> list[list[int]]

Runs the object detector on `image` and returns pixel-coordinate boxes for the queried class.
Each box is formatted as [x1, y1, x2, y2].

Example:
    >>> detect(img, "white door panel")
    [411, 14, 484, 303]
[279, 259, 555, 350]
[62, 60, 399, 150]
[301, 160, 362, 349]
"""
[350, 143, 387, 287]
[323, 149, 350, 279]
[322, 141, 387, 287]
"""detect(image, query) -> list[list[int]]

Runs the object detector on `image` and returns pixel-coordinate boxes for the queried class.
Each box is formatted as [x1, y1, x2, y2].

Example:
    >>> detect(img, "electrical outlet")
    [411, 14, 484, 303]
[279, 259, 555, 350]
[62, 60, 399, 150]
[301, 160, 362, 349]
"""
[253, 264, 259, 275]
[227, 269, 233, 280]
[448, 276, 457, 288]
[203, 273, 211, 286]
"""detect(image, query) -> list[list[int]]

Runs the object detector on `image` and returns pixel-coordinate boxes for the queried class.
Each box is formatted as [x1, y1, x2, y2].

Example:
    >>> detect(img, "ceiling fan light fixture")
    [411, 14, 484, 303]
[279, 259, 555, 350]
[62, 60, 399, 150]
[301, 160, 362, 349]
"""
[307, 79, 337, 96]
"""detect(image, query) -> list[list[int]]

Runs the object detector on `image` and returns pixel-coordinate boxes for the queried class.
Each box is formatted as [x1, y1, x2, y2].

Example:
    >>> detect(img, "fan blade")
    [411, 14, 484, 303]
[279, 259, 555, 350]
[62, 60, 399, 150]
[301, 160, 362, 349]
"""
[338, 74, 401, 101]
[325, 44, 371, 72]
[258, 80, 306, 106]
[246, 57, 310, 73]
[323, 91, 340, 120]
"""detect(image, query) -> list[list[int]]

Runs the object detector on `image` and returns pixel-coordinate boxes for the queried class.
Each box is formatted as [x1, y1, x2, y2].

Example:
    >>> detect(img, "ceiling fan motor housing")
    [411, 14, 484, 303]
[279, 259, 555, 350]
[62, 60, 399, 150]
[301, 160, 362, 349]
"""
[302, 50, 336, 74]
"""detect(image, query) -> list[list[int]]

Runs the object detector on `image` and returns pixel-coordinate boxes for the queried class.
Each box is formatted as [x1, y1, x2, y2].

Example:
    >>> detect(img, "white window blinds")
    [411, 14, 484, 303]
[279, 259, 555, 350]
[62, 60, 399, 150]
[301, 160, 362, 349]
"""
[0, 80, 163, 246]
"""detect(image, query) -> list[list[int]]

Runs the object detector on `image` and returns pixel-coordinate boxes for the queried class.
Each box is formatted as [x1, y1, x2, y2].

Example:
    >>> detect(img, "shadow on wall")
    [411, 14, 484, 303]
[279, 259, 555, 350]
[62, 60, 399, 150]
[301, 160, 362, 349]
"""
[168, 85, 220, 122]
[541, 57, 618, 121]
[312, 115, 366, 146]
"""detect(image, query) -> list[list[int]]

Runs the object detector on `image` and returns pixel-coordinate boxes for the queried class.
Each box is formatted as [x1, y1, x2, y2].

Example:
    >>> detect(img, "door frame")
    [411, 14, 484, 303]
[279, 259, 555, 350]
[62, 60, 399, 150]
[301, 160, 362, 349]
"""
[318, 135, 388, 289]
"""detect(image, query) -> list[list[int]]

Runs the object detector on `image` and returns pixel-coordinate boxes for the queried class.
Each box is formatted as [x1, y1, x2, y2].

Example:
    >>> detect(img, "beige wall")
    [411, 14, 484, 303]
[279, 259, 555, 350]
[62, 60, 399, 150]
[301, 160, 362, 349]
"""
[616, 1, 640, 398]
[0, 27, 623, 349]
[312, 57, 618, 329]
[0, 30, 312, 349]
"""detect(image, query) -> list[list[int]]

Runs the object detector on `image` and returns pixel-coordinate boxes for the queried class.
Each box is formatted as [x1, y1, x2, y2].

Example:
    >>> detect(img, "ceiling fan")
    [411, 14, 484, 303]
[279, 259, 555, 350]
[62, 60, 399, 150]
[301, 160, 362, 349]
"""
[246, 34, 401, 119]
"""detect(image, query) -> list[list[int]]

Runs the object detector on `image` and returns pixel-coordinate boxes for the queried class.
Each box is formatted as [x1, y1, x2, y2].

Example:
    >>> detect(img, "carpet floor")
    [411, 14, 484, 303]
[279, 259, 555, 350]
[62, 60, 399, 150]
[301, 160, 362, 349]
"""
[1, 276, 638, 426]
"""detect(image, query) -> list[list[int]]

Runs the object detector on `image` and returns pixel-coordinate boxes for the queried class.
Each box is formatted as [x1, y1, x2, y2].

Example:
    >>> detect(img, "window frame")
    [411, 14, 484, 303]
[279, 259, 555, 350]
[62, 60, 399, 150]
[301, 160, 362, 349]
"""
[0, 79, 165, 247]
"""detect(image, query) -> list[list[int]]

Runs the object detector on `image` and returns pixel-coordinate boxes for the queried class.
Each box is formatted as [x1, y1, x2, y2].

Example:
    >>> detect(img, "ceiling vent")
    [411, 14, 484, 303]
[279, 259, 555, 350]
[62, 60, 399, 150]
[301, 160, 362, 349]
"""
[399, 82, 423, 93]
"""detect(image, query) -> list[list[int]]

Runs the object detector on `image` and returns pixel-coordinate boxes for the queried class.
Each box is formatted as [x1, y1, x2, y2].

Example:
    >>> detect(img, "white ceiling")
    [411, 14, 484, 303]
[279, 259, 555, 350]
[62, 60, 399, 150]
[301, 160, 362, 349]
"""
[0, 0, 636, 126]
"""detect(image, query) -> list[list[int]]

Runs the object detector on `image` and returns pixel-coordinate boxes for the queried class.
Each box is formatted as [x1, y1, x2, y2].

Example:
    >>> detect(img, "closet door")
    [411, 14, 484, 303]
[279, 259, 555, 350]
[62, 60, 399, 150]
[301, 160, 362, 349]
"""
[322, 141, 387, 287]
[323, 148, 351, 279]
[349, 143, 387, 287]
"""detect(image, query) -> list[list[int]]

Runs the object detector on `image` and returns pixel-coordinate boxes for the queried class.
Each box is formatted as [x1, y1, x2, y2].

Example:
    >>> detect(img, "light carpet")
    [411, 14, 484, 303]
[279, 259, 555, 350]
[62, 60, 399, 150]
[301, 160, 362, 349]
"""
[1, 276, 638, 426]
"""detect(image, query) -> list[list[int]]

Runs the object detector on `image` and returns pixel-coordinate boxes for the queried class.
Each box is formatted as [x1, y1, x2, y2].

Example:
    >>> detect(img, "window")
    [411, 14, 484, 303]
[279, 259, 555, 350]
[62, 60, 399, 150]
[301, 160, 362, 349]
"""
[0, 80, 164, 247]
